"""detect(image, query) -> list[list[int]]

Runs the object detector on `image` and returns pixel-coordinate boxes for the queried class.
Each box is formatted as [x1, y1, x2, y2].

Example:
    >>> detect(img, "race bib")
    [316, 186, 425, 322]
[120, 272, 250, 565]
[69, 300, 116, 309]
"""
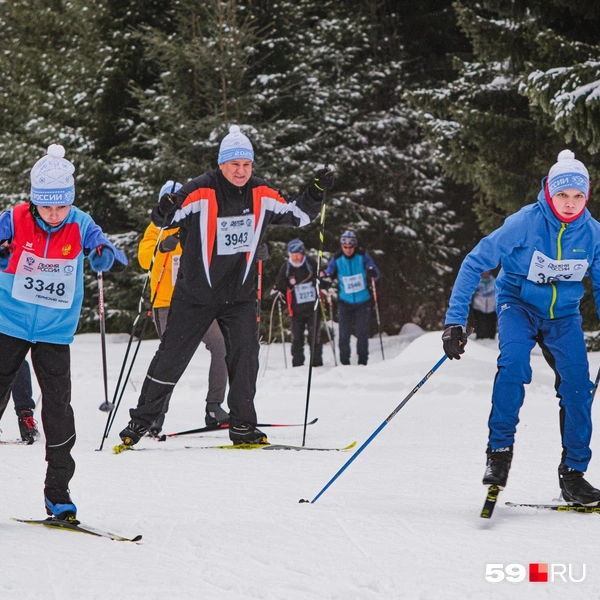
[342, 274, 366, 294]
[526, 250, 588, 284]
[294, 282, 316, 304]
[171, 255, 180, 286]
[217, 215, 255, 255]
[12, 251, 77, 309]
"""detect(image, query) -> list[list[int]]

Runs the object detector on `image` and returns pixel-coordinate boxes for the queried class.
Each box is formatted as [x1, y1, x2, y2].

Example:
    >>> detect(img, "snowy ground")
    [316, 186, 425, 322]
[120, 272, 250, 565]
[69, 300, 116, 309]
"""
[2, 325, 600, 599]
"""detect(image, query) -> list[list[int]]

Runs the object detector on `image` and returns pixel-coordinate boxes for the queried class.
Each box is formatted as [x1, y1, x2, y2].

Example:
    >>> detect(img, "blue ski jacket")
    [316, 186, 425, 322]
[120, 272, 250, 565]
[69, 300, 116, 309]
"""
[0, 203, 127, 345]
[445, 182, 600, 326]
[326, 248, 380, 305]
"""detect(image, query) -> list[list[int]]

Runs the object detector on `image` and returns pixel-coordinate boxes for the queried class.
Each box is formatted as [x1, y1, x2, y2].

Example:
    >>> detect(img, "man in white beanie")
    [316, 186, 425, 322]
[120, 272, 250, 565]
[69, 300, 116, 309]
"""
[0, 144, 127, 521]
[441, 149, 600, 509]
[120, 125, 334, 447]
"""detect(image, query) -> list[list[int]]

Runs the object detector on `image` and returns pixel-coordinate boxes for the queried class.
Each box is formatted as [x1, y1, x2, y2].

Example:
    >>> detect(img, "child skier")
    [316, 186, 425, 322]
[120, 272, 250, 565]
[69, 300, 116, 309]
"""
[0, 144, 127, 520]
[442, 150, 600, 505]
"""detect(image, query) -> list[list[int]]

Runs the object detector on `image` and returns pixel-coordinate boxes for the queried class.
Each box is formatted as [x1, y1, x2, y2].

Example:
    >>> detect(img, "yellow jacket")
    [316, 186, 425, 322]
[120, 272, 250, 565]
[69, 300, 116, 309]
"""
[138, 222, 182, 308]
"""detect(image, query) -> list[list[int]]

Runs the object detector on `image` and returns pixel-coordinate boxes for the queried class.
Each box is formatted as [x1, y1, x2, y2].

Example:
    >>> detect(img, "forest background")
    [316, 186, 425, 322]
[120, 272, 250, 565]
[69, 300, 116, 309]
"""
[1, 0, 599, 339]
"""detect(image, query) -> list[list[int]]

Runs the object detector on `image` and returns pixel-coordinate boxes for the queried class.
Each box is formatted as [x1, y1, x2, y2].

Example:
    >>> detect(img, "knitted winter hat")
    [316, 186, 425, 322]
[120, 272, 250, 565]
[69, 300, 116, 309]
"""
[547, 150, 590, 199]
[287, 239, 305, 254]
[218, 125, 254, 165]
[158, 180, 182, 200]
[30, 144, 75, 206]
[340, 231, 357, 247]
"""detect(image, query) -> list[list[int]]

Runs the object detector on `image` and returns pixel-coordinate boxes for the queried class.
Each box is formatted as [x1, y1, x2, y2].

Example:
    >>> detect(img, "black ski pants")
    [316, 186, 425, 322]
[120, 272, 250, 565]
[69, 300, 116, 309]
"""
[12, 359, 36, 412]
[0, 333, 75, 495]
[130, 299, 258, 430]
[291, 312, 323, 367]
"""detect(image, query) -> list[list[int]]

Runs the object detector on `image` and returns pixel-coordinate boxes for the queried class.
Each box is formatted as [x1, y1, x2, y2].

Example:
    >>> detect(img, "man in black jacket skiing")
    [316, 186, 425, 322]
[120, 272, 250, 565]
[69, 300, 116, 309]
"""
[272, 239, 323, 368]
[120, 125, 333, 445]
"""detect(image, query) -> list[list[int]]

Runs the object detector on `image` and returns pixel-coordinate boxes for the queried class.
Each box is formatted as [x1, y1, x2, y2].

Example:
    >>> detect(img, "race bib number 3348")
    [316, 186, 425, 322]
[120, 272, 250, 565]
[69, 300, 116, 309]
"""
[12, 251, 77, 309]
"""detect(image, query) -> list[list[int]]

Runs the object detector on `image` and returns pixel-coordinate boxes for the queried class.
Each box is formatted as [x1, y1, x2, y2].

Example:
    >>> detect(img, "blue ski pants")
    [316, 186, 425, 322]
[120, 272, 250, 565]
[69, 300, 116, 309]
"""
[489, 303, 594, 471]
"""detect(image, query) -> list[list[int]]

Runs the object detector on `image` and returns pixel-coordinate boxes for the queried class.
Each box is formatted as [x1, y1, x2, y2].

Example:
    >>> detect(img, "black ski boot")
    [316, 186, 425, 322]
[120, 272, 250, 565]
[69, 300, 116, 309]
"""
[558, 464, 600, 505]
[482, 446, 513, 488]
[229, 423, 268, 445]
[18, 409, 39, 444]
[119, 420, 148, 447]
[45, 488, 77, 522]
[205, 403, 230, 427]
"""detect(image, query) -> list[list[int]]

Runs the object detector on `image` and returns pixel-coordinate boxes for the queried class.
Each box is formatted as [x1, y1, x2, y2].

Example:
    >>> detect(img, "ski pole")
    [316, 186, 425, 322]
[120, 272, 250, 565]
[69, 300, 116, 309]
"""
[96, 216, 171, 451]
[371, 278, 385, 360]
[300, 354, 448, 504]
[327, 288, 337, 358]
[97, 269, 112, 413]
[593, 364, 600, 401]
[302, 164, 331, 446]
[261, 291, 280, 377]
[101, 253, 170, 444]
[319, 293, 337, 366]
[277, 294, 288, 369]
[256, 259, 263, 342]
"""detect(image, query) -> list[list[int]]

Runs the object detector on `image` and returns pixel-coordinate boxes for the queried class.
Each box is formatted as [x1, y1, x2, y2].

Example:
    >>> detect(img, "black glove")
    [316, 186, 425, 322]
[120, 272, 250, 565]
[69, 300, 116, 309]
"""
[318, 274, 332, 290]
[366, 268, 377, 280]
[158, 192, 178, 218]
[0, 244, 12, 259]
[314, 167, 335, 192]
[256, 243, 269, 261]
[442, 325, 468, 360]
[159, 234, 179, 253]
[270, 288, 279, 297]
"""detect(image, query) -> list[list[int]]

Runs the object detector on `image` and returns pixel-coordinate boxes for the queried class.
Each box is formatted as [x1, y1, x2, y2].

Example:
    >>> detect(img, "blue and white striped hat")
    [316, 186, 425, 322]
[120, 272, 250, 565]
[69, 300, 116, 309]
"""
[218, 125, 254, 165]
[30, 144, 75, 206]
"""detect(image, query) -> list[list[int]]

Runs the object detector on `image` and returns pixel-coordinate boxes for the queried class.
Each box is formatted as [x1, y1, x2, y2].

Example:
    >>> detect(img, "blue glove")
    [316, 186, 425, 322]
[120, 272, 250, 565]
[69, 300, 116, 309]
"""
[89, 246, 115, 272]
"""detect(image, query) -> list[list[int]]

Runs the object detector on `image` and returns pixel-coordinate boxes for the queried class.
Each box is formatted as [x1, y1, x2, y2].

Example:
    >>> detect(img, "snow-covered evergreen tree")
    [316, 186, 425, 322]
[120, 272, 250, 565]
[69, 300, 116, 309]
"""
[130, 0, 461, 329]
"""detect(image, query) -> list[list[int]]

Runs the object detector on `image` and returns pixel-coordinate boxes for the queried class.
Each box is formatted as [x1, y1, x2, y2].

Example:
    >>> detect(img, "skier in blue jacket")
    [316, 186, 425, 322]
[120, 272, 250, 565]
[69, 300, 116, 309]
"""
[325, 231, 380, 365]
[0, 144, 127, 520]
[442, 150, 600, 505]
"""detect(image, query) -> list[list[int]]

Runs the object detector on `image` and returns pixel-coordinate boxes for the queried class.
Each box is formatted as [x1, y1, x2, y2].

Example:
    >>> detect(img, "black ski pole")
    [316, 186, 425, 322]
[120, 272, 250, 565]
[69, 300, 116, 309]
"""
[256, 259, 263, 342]
[319, 294, 337, 366]
[96, 215, 172, 450]
[261, 291, 280, 377]
[97, 268, 112, 413]
[593, 363, 600, 401]
[327, 288, 337, 359]
[101, 254, 170, 444]
[302, 165, 330, 446]
[300, 354, 448, 504]
[371, 278, 385, 360]
[277, 294, 288, 369]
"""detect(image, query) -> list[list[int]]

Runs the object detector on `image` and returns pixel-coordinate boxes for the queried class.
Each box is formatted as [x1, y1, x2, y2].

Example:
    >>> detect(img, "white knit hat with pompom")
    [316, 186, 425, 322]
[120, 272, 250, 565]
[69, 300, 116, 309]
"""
[218, 125, 254, 165]
[30, 144, 75, 206]
[547, 149, 589, 198]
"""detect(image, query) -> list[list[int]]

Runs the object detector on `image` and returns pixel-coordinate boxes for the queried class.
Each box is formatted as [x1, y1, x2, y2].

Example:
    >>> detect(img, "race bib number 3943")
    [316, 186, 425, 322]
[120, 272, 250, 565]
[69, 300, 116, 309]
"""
[217, 215, 255, 255]
[526, 250, 588, 284]
[12, 251, 77, 309]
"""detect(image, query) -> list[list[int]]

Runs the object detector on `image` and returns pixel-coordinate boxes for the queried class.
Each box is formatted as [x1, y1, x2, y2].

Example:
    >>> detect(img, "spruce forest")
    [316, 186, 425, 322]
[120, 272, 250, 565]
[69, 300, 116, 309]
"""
[1, 0, 600, 335]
